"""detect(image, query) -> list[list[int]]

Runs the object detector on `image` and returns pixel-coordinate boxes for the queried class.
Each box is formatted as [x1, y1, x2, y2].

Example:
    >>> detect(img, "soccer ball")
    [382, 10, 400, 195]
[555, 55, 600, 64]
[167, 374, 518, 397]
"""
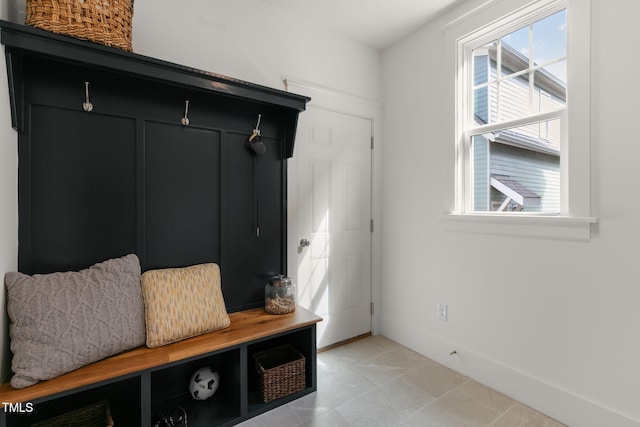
[189, 367, 220, 400]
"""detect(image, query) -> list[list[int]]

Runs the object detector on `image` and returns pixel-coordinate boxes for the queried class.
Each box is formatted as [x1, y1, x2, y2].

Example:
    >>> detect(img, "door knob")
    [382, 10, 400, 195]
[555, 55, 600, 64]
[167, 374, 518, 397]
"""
[300, 238, 310, 248]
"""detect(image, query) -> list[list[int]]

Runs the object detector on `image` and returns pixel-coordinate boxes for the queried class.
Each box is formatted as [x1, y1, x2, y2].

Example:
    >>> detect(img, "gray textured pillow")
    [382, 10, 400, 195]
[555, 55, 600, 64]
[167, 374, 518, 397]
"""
[5, 254, 146, 389]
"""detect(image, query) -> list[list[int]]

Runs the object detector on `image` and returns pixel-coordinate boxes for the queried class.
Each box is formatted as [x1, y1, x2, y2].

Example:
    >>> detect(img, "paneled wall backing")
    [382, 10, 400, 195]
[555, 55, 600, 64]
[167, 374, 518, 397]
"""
[0, 20, 309, 312]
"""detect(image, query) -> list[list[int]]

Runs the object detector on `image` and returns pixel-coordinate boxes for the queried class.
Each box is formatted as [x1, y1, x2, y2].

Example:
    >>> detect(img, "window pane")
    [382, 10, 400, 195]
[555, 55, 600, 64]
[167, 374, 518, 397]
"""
[473, 42, 497, 86]
[533, 61, 567, 114]
[501, 26, 529, 75]
[474, 87, 489, 124]
[472, 135, 490, 212]
[540, 59, 567, 87]
[498, 73, 530, 122]
[473, 50, 489, 86]
[498, 119, 561, 151]
[470, 9, 568, 128]
[472, 119, 561, 213]
[532, 9, 567, 66]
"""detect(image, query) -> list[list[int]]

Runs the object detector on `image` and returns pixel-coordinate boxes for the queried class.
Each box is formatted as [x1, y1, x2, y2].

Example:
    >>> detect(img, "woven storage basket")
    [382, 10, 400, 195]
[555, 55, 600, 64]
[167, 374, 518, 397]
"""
[253, 344, 305, 403]
[32, 400, 113, 427]
[25, 0, 134, 51]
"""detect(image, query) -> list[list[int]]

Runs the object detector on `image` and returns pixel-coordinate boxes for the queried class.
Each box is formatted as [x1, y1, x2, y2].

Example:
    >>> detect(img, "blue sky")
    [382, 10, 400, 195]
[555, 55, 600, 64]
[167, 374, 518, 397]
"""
[501, 9, 567, 82]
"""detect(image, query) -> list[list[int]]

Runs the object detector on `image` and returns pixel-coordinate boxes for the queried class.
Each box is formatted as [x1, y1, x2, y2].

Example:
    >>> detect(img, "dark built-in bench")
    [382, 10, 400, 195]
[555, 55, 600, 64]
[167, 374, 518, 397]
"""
[0, 307, 321, 426]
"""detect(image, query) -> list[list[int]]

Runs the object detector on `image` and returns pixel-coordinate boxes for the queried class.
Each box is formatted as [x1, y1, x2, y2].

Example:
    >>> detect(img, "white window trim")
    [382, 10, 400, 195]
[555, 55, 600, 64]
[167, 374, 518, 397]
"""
[444, 0, 595, 241]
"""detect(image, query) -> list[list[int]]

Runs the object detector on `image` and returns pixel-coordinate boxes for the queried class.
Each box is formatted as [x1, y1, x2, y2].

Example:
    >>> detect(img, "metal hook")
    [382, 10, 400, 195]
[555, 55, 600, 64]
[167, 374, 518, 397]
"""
[181, 100, 190, 126]
[83, 82, 93, 112]
[248, 113, 266, 156]
[253, 114, 262, 136]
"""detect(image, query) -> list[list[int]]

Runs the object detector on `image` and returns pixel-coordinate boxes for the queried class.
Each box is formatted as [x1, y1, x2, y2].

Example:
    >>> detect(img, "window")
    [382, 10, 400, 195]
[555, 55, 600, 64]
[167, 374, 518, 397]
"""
[447, 0, 594, 239]
[462, 3, 567, 214]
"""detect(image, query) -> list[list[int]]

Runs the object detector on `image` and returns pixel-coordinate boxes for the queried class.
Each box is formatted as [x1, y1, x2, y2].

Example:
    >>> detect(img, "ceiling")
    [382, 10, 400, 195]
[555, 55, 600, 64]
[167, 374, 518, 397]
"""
[260, 0, 463, 50]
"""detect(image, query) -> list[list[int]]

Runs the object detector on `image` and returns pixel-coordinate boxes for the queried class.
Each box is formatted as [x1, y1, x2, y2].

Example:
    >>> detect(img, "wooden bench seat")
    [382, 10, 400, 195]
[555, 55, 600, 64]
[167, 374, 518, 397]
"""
[0, 307, 321, 404]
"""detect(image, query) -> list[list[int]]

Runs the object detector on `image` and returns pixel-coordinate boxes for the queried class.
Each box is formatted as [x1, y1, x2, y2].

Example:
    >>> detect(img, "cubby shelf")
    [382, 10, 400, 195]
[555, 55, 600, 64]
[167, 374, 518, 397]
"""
[0, 307, 321, 426]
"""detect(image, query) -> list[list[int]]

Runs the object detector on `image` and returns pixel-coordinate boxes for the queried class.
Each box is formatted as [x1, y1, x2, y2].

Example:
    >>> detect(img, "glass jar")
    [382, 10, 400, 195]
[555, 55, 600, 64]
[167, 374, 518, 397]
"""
[265, 275, 296, 314]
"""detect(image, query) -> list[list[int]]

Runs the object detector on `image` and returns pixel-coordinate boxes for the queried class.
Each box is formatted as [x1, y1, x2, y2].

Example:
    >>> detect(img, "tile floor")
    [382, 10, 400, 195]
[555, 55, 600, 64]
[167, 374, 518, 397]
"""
[238, 335, 567, 427]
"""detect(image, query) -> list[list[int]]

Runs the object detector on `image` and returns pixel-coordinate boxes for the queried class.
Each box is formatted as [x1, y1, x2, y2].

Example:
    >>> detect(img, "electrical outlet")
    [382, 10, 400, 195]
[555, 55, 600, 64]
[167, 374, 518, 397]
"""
[437, 304, 448, 321]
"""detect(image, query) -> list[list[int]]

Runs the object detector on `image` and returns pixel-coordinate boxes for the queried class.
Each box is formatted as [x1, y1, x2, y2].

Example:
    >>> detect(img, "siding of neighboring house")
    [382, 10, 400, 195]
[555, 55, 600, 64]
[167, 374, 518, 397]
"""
[473, 136, 489, 211]
[490, 61, 563, 148]
[474, 54, 489, 122]
[489, 142, 560, 212]
[491, 71, 528, 123]
[473, 55, 490, 211]
[473, 52, 562, 212]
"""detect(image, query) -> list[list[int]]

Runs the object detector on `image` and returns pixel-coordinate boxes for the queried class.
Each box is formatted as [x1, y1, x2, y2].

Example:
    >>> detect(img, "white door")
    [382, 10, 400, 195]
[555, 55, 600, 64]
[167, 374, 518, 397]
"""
[295, 106, 372, 349]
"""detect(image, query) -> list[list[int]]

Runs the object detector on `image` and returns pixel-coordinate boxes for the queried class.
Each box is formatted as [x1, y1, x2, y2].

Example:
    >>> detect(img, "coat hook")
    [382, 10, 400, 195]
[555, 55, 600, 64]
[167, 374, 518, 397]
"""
[253, 114, 262, 135]
[181, 100, 190, 125]
[247, 113, 266, 156]
[83, 82, 93, 112]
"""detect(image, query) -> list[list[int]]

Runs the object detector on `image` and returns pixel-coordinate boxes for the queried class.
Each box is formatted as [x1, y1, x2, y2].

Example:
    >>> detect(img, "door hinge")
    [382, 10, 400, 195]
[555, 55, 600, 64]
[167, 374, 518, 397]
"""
[371, 302, 374, 316]
[371, 136, 374, 150]
[370, 219, 374, 233]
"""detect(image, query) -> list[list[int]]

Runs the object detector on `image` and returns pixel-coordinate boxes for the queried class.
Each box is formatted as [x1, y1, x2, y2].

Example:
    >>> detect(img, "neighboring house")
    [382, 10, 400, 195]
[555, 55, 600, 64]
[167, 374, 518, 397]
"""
[473, 41, 565, 212]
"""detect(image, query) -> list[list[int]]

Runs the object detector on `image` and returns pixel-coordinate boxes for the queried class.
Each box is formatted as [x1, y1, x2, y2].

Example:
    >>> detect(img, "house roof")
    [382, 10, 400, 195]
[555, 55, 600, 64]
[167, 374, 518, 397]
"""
[491, 174, 539, 198]
[492, 42, 566, 101]
[494, 128, 560, 157]
[490, 174, 541, 210]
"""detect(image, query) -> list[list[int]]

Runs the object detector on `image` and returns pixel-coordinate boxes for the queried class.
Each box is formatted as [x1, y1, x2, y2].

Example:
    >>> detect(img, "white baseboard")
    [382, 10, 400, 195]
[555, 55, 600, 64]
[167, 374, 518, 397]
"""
[382, 317, 640, 427]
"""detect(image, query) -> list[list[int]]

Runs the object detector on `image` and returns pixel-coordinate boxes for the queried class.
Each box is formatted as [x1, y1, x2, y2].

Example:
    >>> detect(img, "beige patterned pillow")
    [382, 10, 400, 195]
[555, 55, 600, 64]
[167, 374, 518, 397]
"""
[141, 263, 231, 348]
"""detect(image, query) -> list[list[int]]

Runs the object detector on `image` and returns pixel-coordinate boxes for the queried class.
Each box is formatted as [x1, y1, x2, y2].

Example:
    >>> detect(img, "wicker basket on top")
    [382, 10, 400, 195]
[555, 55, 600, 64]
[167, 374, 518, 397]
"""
[25, 0, 134, 51]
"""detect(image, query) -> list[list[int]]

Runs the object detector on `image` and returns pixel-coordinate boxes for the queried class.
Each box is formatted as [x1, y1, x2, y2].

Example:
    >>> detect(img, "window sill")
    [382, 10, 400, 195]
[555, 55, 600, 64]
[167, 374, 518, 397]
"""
[443, 213, 597, 241]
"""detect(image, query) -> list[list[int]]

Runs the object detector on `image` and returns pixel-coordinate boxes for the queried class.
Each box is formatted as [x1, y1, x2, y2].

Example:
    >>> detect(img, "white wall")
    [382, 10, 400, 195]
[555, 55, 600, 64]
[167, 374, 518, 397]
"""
[381, 1, 640, 426]
[0, 0, 382, 380]
[131, 0, 381, 101]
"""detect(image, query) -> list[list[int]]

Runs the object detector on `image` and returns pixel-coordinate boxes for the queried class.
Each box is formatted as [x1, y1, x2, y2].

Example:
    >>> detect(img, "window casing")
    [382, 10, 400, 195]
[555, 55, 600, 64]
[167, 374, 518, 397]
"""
[462, 2, 567, 214]
[448, 0, 595, 239]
